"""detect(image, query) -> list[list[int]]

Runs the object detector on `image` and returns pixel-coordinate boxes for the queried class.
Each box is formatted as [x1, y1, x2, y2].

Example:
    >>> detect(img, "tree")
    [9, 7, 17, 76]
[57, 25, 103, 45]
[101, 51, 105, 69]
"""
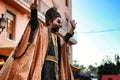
[97, 54, 120, 80]
[73, 60, 80, 68]
[73, 61, 98, 78]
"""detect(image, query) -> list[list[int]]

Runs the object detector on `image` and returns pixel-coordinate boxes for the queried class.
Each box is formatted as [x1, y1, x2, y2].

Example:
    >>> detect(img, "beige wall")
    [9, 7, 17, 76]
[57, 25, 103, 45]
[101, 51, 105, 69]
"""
[0, 1, 29, 47]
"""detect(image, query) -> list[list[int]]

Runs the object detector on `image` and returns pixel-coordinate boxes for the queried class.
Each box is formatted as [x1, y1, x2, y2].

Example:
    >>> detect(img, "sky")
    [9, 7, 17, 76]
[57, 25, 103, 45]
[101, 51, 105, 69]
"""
[72, 0, 120, 67]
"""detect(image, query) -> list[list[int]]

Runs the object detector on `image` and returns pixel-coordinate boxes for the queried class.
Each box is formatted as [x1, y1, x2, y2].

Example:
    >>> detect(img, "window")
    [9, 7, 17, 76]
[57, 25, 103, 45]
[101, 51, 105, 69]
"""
[65, 18, 69, 30]
[6, 11, 16, 40]
[65, 0, 68, 7]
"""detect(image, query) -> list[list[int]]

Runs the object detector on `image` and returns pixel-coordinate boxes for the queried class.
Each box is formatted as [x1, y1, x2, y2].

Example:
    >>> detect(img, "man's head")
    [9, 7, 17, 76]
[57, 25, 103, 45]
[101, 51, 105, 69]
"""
[45, 7, 63, 32]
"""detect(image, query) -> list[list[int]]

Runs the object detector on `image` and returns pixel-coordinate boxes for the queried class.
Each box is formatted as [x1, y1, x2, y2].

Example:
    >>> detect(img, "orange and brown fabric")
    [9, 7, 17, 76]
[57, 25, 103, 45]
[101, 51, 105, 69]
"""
[60, 43, 74, 80]
[0, 22, 74, 80]
[0, 22, 48, 80]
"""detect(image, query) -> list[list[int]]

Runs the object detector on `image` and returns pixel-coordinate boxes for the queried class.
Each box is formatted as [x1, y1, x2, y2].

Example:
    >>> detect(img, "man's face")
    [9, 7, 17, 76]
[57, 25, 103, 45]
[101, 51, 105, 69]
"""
[50, 17, 63, 32]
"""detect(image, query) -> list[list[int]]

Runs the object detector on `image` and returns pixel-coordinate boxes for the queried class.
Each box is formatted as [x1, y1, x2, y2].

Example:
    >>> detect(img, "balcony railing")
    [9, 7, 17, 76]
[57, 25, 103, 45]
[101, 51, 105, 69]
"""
[22, 0, 32, 5]
[22, 0, 49, 15]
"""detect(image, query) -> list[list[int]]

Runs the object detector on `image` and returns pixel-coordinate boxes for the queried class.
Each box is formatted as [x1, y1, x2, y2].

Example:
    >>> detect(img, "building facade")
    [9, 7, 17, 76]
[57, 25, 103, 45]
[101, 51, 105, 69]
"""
[0, 0, 77, 69]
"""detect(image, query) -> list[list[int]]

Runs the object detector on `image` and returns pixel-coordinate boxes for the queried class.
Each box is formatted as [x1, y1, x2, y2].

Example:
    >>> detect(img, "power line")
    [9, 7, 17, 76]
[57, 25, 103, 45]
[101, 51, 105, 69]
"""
[77, 28, 120, 34]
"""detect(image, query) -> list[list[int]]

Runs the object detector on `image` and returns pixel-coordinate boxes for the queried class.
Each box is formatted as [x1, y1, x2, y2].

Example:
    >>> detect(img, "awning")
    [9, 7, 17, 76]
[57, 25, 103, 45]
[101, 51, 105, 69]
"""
[70, 64, 81, 73]
[102, 75, 120, 80]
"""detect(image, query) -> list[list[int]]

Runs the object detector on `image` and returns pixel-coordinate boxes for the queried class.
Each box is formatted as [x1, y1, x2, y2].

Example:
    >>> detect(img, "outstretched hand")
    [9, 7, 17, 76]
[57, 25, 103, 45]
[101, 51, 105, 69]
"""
[70, 20, 77, 30]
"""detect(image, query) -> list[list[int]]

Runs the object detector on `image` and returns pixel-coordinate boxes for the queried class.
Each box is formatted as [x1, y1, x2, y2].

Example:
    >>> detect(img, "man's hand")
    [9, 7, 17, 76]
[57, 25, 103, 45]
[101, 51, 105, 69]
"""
[70, 20, 77, 30]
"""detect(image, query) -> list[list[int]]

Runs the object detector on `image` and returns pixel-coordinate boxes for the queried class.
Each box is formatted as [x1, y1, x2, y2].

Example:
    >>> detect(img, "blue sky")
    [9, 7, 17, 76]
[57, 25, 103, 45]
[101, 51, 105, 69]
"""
[72, 0, 120, 67]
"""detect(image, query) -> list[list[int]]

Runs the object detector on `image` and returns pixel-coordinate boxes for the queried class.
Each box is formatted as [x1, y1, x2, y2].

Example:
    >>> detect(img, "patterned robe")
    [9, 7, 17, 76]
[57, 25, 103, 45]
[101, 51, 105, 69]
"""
[0, 22, 74, 80]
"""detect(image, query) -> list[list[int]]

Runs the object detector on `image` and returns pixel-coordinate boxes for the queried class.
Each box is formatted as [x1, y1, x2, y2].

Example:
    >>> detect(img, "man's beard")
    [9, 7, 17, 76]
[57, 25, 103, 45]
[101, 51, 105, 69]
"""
[52, 26, 62, 32]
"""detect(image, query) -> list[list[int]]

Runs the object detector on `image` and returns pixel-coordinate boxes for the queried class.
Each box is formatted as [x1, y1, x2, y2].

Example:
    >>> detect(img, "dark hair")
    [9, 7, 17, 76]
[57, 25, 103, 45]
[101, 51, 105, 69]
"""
[45, 7, 61, 26]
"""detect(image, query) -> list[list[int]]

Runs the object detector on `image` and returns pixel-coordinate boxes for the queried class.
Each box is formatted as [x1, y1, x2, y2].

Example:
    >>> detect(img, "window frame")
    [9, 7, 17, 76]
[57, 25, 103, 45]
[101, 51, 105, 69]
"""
[5, 10, 16, 42]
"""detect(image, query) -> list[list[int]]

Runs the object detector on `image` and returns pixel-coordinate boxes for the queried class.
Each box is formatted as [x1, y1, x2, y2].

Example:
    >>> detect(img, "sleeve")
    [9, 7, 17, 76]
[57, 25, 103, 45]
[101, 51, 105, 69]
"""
[63, 28, 74, 43]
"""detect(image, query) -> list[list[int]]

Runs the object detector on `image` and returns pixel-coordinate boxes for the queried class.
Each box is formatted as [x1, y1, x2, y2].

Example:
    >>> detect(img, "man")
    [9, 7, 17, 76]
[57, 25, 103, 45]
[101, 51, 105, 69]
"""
[42, 7, 76, 80]
[0, 5, 76, 80]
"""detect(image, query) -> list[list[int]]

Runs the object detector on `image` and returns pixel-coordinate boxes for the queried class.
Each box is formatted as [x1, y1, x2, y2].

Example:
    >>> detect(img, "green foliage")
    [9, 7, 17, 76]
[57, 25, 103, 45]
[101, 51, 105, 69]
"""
[73, 60, 98, 78]
[97, 54, 120, 79]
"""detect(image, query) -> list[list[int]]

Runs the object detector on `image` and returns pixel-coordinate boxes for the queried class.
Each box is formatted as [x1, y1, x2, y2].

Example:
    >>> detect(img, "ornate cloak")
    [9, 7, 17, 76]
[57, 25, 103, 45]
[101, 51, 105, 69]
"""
[0, 22, 74, 80]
